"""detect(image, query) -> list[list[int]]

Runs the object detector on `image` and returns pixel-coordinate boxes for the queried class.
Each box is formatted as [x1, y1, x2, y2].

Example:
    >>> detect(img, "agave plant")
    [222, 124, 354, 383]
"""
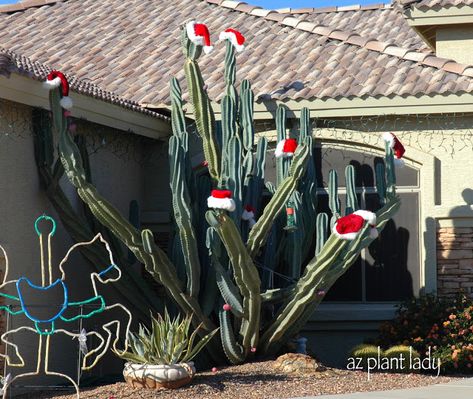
[118, 310, 218, 365]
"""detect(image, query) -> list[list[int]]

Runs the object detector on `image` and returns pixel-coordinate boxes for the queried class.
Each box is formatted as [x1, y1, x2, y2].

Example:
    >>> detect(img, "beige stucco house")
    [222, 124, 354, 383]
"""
[1, 0, 473, 373]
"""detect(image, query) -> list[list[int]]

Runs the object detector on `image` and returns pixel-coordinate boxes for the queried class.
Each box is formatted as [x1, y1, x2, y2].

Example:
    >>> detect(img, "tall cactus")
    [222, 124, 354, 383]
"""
[50, 23, 401, 365]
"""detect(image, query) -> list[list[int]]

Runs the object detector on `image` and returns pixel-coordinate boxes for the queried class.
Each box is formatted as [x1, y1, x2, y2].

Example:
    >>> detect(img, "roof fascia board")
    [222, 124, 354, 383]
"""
[405, 6, 473, 26]
[205, 93, 473, 119]
[0, 74, 170, 139]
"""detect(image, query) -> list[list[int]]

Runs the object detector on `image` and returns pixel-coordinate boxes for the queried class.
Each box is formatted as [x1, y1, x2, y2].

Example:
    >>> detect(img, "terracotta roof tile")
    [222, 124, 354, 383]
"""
[280, 4, 429, 52]
[0, 48, 169, 120]
[1, 0, 473, 107]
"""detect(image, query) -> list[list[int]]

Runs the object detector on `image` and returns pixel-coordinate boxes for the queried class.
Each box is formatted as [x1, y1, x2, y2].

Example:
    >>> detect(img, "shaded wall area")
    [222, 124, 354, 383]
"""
[0, 98, 167, 387]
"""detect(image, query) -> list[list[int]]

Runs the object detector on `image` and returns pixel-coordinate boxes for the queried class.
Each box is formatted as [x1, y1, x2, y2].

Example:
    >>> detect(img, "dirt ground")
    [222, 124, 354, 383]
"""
[14, 359, 462, 399]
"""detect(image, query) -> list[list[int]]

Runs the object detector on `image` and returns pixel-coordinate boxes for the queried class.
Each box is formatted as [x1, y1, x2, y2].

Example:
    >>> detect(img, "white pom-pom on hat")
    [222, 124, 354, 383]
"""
[60, 96, 73, 110]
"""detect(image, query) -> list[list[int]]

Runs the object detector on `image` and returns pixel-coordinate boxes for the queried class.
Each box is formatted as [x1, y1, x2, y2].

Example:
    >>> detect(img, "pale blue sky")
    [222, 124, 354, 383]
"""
[0, 0, 379, 7]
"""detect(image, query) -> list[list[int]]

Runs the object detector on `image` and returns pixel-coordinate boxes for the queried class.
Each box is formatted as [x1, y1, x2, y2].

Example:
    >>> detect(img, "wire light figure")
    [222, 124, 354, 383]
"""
[0, 215, 132, 398]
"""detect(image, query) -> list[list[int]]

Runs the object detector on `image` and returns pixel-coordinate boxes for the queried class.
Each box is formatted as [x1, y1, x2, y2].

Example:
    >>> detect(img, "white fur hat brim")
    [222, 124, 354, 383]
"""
[43, 77, 62, 90]
[219, 31, 245, 52]
[207, 196, 236, 212]
[353, 210, 376, 226]
[332, 225, 359, 241]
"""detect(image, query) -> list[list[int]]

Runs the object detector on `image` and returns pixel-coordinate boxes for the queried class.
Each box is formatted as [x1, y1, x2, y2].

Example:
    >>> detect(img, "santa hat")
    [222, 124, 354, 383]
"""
[186, 21, 213, 54]
[207, 189, 236, 212]
[219, 28, 245, 52]
[383, 132, 405, 166]
[275, 138, 297, 158]
[242, 204, 256, 228]
[43, 70, 73, 110]
[332, 210, 378, 240]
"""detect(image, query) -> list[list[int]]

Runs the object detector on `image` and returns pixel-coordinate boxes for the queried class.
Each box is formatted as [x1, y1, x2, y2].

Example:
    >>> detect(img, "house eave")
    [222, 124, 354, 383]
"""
[0, 74, 171, 139]
[153, 93, 473, 120]
[404, 5, 473, 26]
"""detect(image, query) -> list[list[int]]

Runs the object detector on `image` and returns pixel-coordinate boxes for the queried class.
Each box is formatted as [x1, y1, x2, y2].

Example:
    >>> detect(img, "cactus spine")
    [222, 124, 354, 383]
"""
[52, 23, 400, 365]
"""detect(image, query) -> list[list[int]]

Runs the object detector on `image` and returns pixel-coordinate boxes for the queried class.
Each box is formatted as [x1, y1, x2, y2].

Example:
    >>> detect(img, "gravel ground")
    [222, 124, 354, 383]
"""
[16, 360, 461, 399]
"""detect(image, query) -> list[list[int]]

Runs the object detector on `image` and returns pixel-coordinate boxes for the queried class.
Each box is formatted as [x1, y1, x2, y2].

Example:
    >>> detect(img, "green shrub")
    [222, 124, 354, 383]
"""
[349, 344, 382, 369]
[118, 309, 218, 365]
[385, 345, 420, 372]
[375, 294, 473, 374]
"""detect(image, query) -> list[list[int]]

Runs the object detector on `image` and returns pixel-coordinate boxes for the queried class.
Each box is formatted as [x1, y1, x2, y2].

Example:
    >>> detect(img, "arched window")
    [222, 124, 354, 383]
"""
[265, 141, 421, 302]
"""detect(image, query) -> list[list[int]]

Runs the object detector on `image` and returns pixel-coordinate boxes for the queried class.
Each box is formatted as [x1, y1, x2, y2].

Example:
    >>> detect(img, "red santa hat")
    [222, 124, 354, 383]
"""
[383, 132, 405, 166]
[219, 28, 245, 52]
[242, 204, 256, 228]
[207, 189, 236, 212]
[43, 70, 73, 110]
[186, 21, 213, 54]
[275, 138, 297, 158]
[332, 210, 378, 240]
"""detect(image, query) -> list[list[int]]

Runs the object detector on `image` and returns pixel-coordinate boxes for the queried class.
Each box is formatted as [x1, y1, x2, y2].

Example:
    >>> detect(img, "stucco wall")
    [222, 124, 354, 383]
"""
[0, 98, 166, 389]
[252, 114, 473, 366]
[436, 25, 473, 65]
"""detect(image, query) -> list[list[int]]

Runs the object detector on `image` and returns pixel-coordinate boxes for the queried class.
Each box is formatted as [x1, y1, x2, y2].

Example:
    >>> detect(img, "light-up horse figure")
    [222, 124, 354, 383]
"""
[0, 215, 132, 398]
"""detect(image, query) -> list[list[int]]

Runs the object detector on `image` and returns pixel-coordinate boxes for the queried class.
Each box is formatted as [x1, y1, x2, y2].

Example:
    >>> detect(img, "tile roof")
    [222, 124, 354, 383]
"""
[400, 0, 473, 9]
[277, 4, 430, 52]
[1, 0, 473, 106]
[0, 48, 169, 120]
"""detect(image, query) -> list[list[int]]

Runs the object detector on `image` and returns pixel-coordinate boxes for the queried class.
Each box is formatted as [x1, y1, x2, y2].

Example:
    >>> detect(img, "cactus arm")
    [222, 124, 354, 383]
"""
[213, 259, 244, 318]
[345, 165, 359, 215]
[260, 193, 400, 355]
[205, 211, 261, 352]
[328, 169, 341, 228]
[375, 162, 387, 206]
[183, 38, 220, 182]
[169, 135, 201, 298]
[240, 81, 254, 152]
[247, 145, 310, 258]
[207, 227, 244, 317]
[385, 143, 396, 198]
[54, 91, 220, 354]
[315, 213, 329, 255]
[219, 308, 245, 364]
[276, 105, 289, 186]
[268, 195, 401, 349]
[299, 108, 310, 141]
[259, 234, 349, 353]
[226, 136, 243, 223]
[261, 286, 294, 304]
[171, 77, 187, 137]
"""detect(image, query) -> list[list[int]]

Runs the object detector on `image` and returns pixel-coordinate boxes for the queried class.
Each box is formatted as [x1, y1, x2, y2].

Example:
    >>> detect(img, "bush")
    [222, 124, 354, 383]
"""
[374, 294, 473, 374]
[349, 344, 382, 369]
[384, 345, 420, 372]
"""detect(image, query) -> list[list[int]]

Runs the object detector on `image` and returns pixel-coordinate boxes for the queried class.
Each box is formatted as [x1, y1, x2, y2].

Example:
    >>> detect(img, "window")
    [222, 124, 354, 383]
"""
[265, 142, 420, 302]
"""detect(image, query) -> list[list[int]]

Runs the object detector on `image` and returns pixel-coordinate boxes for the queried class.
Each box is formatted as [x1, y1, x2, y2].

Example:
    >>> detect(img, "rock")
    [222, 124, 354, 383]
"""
[273, 353, 327, 375]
